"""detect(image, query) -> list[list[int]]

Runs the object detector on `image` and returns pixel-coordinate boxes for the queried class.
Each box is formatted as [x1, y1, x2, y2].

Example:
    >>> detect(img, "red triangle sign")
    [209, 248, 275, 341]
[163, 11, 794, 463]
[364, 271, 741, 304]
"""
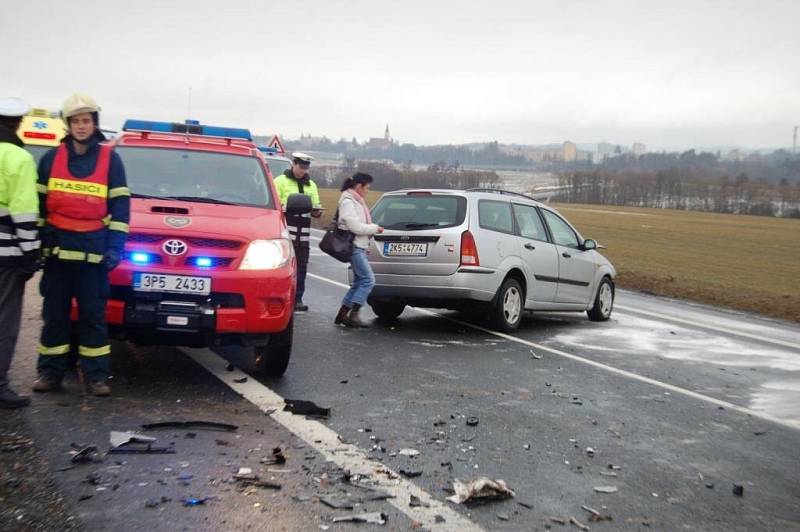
[268, 135, 285, 154]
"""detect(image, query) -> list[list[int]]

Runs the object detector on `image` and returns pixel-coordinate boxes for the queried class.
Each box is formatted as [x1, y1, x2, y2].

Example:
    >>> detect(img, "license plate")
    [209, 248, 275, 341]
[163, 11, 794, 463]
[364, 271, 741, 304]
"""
[133, 273, 211, 295]
[384, 242, 428, 256]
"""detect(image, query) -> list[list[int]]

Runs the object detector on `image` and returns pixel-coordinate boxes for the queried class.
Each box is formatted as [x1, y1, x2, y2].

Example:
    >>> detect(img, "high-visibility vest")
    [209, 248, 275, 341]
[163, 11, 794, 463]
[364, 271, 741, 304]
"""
[46, 144, 111, 232]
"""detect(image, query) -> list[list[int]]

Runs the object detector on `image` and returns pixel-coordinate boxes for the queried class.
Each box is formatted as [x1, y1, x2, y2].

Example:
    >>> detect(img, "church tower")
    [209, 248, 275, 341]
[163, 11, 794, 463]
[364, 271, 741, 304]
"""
[384, 123, 390, 141]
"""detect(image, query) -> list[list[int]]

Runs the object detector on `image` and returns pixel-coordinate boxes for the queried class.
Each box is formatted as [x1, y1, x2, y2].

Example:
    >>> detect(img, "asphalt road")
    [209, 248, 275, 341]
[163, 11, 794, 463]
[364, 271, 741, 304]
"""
[2, 229, 799, 531]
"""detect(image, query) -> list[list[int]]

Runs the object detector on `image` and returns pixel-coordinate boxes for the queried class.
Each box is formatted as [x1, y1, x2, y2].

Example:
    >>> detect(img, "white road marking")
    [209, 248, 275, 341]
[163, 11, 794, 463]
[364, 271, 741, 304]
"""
[182, 347, 482, 532]
[614, 307, 800, 351]
[306, 272, 799, 431]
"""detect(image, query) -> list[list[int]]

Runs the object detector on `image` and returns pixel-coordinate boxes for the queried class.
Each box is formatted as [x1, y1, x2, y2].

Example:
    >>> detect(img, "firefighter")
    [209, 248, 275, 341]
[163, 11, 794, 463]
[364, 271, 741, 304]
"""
[0, 97, 40, 409]
[33, 93, 130, 396]
[273, 152, 322, 311]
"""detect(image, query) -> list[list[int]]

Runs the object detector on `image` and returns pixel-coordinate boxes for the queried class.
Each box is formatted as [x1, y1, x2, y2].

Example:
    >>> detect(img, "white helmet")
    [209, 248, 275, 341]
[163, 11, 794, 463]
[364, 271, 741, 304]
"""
[61, 93, 100, 122]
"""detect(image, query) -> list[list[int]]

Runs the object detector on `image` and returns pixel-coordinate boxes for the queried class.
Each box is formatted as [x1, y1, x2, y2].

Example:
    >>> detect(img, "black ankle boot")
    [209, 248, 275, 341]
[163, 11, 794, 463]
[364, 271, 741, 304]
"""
[345, 303, 369, 328]
[334, 305, 351, 325]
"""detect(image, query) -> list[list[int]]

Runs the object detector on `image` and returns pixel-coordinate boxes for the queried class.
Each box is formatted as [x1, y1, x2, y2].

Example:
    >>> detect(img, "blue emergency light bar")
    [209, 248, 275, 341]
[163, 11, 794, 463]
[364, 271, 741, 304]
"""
[257, 146, 280, 154]
[122, 119, 252, 141]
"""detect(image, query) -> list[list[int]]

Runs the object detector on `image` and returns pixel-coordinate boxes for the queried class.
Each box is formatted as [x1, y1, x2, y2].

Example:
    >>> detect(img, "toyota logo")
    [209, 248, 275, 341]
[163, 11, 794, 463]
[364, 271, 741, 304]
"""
[163, 239, 187, 256]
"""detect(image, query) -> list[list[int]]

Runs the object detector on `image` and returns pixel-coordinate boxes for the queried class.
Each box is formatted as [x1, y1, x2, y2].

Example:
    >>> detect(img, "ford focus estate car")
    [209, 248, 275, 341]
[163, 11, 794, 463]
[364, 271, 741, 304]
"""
[363, 188, 616, 331]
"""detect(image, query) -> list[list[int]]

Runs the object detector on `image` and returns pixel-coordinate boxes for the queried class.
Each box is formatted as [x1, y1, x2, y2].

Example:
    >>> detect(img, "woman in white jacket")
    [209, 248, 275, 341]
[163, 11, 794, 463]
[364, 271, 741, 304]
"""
[334, 173, 384, 328]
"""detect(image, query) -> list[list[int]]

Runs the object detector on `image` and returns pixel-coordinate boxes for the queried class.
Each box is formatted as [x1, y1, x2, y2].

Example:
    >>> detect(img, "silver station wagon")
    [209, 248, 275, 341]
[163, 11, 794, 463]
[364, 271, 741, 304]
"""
[363, 188, 616, 331]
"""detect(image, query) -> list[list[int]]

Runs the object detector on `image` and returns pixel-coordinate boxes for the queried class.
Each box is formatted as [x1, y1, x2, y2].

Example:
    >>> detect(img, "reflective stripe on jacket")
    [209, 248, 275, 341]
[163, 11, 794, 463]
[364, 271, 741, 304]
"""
[0, 135, 40, 265]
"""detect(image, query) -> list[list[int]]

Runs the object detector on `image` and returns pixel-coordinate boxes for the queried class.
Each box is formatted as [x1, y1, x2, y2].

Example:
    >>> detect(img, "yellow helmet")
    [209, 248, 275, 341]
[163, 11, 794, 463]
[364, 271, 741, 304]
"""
[61, 93, 100, 122]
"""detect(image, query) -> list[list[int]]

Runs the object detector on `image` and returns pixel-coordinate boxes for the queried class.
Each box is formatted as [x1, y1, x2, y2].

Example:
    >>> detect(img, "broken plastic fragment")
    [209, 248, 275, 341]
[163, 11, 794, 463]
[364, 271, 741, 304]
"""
[399, 448, 420, 457]
[331, 512, 387, 525]
[182, 497, 210, 506]
[110, 431, 157, 448]
[466, 416, 479, 427]
[446, 477, 515, 504]
[409, 495, 430, 508]
[733, 484, 744, 497]
[142, 421, 237, 432]
[283, 399, 330, 418]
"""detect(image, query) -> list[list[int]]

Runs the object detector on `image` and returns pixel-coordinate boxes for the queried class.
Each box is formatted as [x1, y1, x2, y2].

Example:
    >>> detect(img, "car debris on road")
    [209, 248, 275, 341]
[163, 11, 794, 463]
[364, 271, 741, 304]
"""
[593, 486, 618, 494]
[141, 421, 238, 432]
[331, 512, 388, 525]
[109, 431, 156, 448]
[283, 399, 331, 418]
[446, 477, 515, 504]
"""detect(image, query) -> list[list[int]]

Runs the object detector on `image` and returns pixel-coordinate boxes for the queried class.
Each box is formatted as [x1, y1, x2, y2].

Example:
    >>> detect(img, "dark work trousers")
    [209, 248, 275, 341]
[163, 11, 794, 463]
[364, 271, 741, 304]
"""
[294, 245, 310, 303]
[0, 268, 25, 390]
[37, 260, 111, 383]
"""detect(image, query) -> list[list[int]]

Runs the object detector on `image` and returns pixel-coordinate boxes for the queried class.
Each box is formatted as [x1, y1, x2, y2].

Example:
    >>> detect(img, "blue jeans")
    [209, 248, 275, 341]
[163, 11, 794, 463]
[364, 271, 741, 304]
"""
[342, 248, 375, 307]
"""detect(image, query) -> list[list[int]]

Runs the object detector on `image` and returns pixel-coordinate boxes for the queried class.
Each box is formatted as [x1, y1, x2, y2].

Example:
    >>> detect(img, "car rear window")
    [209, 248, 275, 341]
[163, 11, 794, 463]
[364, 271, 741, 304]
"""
[117, 147, 273, 209]
[371, 194, 467, 231]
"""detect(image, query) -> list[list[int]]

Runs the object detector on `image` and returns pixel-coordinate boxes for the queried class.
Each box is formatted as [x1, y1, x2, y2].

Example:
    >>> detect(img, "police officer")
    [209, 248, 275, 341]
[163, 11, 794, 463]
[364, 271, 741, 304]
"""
[0, 97, 40, 409]
[273, 152, 322, 311]
[33, 93, 130, 396]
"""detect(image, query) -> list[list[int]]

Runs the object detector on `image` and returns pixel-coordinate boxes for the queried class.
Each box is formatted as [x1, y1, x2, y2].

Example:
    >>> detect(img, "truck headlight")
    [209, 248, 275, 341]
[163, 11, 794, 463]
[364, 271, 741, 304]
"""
[239, 239, 293, 270]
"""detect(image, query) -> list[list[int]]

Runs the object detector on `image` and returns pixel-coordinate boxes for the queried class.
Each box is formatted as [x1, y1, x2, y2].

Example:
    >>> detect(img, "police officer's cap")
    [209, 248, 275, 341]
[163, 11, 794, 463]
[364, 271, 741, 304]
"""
[291, 152, 314, 167]
[0, 97, 30, 118]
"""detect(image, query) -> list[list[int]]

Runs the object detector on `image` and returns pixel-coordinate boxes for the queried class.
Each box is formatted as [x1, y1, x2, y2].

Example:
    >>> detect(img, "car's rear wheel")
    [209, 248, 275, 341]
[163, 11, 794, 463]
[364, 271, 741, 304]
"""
[370, 301, 405, 320]
[254, 317, 293, 377]
[587, 277, 614, 322]
[492, 277, 523, 331]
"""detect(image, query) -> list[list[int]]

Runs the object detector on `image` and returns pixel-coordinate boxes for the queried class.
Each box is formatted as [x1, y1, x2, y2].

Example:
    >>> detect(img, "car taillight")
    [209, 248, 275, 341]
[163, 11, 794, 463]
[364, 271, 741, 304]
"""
[460, 230, 479, 266]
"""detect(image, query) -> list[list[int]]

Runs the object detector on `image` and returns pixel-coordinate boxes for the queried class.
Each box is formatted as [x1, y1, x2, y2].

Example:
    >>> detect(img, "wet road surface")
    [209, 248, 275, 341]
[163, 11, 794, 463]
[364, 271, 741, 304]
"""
[2, 229, 799, 531]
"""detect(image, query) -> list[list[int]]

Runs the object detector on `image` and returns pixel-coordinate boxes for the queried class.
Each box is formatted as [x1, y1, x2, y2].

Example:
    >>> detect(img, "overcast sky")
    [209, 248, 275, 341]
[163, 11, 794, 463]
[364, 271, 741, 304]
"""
[3, 0, 798, 150]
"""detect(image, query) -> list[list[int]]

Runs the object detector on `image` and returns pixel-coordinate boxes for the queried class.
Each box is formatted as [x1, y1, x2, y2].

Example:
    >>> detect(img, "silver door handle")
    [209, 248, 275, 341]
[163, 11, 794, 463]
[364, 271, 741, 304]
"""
[562, 252, 571, 258]
[524, 243, 535, 250]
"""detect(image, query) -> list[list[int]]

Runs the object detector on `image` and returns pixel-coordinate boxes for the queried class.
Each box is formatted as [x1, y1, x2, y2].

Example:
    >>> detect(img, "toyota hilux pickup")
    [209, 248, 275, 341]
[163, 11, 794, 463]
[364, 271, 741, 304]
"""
[105, 119, 310, 376]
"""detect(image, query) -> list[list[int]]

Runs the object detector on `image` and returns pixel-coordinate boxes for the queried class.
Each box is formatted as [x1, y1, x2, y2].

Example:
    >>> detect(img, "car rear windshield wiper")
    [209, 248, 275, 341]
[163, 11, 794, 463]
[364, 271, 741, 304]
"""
[164, 196, 238, 206]
[403, 222, 441, 229]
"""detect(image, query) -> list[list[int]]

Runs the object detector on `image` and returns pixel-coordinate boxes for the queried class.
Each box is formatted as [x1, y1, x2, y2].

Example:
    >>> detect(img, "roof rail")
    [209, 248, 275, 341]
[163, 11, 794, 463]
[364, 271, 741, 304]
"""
[466, 188, 536, 201]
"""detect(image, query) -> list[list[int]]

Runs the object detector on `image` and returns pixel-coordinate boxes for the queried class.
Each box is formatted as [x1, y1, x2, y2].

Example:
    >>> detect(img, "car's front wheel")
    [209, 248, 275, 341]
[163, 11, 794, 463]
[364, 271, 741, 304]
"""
[492, 277, 524, 331]
[254, 317, 293, 377]
[587, 277, 614, 322]
[370, 301, 406, 320]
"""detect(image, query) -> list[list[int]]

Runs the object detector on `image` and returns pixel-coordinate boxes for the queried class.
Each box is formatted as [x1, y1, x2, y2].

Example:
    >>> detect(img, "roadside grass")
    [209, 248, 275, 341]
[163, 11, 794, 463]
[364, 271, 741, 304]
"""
[552, 203, 800, 323]
[311, 188, 799, 322]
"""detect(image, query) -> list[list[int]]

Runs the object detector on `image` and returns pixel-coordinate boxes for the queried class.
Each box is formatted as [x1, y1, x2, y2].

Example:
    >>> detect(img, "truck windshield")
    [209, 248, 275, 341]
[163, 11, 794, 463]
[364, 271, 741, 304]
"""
[116, 147, 273, 209]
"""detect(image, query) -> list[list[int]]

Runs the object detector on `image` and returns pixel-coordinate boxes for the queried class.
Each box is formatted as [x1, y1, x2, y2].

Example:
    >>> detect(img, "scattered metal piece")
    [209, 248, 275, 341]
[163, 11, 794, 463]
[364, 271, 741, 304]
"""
[593, 486, 618, 494]
[466, 416, 479, 427]
[399, 448, 420, 457]
[283, 398, 330, 418]
[331, 512, 387, 525]
[461, 434, 477, 442]
[71, 445, 101, 464]
[320, 497, 355, 510]
[446, 477, 515, 504]
[142, 421, 237, 432]
[233, 376, 248, 383]
[110, 431, 156, 448]
[570, 515, 590, 530]
[733, 484, 744, 496]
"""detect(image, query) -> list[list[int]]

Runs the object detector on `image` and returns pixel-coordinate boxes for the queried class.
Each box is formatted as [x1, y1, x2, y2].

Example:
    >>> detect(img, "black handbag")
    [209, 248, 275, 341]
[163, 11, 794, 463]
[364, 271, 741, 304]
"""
[319, 209, 354, 263]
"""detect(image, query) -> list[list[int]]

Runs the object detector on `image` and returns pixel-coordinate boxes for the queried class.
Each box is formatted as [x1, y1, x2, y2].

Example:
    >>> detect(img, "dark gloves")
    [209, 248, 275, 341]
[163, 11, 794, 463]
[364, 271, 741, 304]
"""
[103, 249, 122, 271]
[19, 253, 41, 282]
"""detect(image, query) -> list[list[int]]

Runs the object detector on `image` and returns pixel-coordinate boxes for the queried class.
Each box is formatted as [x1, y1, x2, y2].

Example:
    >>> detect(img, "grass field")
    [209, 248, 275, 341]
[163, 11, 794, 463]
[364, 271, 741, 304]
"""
[312, 189, 800, 322]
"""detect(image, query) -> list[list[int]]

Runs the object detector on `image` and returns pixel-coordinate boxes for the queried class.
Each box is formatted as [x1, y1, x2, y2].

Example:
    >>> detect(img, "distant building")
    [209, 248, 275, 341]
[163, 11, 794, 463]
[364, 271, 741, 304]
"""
[562, 141, 577, 162]
[632, 142, 647, 156]
[368, 124, 392, 149]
